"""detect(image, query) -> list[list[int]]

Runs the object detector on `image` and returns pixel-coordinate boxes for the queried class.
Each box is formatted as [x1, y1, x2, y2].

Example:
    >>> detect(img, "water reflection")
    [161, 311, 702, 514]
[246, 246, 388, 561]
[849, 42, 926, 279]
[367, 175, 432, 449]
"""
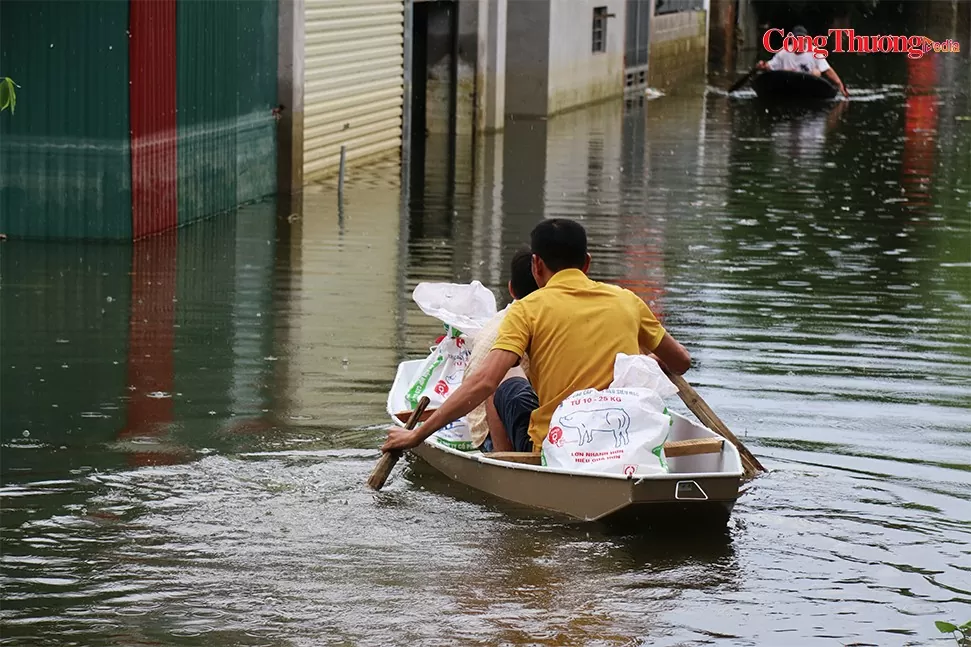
[902, 54, 938, 212]
[119, 232, 180, 466]
[2, 47, 969, 647]
[274, 164, 405, 435]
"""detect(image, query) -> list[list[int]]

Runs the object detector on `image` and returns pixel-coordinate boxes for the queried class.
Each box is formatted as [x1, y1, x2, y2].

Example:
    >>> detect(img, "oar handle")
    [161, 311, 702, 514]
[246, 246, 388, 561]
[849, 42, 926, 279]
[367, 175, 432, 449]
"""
[367, 396, 431, 490]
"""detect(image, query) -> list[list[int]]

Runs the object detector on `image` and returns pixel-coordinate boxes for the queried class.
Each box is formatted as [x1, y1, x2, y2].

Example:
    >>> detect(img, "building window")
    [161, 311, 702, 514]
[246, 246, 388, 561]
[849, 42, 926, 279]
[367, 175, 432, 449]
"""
[592, 7, 607, 53]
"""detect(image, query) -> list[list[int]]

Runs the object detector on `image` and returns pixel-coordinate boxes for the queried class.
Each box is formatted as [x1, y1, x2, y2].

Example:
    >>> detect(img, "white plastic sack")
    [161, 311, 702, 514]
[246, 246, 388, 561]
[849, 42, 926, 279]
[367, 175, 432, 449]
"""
[542, 354, 680, 476]
[405, 281, 497, 451]
[404, 325, 475, 450]
[610, 353, 680, 395]
[412, 281, 497, 336]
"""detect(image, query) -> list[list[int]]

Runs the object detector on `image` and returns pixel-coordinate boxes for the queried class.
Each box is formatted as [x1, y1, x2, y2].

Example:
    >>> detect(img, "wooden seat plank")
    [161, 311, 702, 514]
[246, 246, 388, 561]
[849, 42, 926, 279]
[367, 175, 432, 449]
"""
[482, 451, 541, 465]
[662, 437, 724, 457]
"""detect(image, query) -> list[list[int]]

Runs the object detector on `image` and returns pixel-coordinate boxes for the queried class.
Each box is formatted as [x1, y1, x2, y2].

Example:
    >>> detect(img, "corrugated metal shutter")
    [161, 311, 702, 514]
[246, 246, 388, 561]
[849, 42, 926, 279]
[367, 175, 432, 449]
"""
[303, 0, 405, 180]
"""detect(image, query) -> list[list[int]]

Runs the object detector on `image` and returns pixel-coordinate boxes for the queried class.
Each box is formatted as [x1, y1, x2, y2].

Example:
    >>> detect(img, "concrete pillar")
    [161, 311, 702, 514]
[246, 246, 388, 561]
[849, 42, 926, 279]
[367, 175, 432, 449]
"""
[277, 0, 304, 194]
[505, 0, 551, 117]
[401, 0, 414, 192]
[456, 0, 477, 135]
[703, 0, 711, 77]
[476, 0, 507, 132]
[707, 0, 736, 75]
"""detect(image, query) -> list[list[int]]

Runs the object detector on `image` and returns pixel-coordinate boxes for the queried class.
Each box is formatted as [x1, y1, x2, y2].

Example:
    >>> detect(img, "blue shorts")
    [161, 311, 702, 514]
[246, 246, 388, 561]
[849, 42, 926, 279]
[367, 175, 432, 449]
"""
[479, 377, 538, 453]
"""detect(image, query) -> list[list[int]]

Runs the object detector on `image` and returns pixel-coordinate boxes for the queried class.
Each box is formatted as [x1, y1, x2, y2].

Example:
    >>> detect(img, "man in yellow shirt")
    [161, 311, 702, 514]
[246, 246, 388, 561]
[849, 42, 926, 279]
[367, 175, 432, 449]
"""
[382, 218, 691, 454]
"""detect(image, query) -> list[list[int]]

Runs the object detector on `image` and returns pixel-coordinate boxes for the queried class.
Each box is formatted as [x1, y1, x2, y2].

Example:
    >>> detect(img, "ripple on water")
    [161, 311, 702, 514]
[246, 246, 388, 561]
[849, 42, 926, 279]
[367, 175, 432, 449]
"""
[2, 53, 970, 647]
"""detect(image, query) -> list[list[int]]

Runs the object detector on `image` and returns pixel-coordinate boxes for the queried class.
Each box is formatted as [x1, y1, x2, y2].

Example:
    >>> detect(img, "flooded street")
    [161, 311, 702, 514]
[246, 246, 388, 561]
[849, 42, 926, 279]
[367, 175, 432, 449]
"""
[2, 51, 970, 646]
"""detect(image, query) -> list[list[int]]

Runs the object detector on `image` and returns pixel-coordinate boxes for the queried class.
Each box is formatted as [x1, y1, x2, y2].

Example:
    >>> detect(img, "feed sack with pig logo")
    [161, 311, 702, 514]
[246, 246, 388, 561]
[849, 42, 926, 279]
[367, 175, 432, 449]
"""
[405, 323, 474, 449]
[542, 354, 680, 475]
[405, 282, 497, 450]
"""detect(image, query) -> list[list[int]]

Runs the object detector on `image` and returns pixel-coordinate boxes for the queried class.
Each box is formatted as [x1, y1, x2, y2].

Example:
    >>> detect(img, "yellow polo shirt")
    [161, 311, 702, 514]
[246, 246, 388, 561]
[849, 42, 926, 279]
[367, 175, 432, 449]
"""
[491, 268, 666, 451]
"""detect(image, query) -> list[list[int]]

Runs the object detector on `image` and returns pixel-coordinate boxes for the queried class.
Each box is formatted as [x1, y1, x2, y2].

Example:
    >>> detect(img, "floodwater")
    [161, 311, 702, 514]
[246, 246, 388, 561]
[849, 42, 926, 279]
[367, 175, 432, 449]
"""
[3, 53, 970, 647]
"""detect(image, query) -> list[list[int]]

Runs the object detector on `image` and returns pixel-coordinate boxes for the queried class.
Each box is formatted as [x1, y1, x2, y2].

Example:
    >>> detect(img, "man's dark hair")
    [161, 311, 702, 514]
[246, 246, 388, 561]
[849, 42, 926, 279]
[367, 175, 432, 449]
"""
[509, 248, 539, 299]
[530, 218, 587, 272]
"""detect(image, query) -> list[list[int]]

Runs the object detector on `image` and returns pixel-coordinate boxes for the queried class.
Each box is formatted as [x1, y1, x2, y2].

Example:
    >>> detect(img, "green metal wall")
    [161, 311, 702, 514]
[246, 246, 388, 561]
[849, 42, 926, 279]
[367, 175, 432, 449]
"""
[0, 1, 132, 240]
[176, 0, 278, 227]
[0, 0, 277, 240]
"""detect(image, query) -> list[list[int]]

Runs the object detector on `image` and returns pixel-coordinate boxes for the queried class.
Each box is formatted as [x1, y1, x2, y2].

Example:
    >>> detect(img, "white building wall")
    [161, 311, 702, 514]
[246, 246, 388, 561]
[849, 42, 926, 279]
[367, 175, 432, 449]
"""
[547, 0, 626, 114]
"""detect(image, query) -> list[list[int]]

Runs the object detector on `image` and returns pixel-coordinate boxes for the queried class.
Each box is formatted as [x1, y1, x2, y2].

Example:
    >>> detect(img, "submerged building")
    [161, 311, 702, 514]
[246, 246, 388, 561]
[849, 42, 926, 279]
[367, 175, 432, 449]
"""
[0, 0, 711, 240]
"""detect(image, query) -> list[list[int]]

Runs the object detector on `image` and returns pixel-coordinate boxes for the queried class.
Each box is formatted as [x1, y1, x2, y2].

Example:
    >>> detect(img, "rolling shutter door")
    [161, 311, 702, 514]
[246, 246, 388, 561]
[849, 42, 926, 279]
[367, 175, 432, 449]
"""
[303, 0, 405, 180]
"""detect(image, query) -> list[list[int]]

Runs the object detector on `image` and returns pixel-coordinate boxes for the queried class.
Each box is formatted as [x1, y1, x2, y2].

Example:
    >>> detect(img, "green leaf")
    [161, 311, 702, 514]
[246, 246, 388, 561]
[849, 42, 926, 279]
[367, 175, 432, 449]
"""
[960, 620, 971, 630]
[0, 77, 17, 114]
[937, 621, 959, 634]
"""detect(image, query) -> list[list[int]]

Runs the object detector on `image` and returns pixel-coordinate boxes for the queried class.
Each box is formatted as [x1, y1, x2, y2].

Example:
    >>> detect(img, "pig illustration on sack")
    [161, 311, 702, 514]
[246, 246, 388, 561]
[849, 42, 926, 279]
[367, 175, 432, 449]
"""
[542, 359, 678, 474]
[558, 408, 631, 448]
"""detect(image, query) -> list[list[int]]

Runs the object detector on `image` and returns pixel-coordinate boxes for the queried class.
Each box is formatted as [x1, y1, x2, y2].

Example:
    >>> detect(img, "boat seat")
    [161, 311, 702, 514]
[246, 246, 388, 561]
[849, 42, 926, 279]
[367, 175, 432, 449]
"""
[484, 439, 723, 465]
[663, 438, 724, 457]
[483, 452, 542, 465]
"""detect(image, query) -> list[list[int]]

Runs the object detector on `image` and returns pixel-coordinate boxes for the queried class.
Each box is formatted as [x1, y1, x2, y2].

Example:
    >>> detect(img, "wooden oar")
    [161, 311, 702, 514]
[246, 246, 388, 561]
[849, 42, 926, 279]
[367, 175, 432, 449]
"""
[367, 396, 430, 491]
[728, 67, 758, 93]
[664, 370, 765, 479]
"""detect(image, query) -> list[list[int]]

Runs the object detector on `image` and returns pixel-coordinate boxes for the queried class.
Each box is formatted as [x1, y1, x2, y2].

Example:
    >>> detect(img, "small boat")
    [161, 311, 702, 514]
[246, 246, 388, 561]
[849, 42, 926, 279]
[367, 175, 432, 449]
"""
[387, 359, 744, 529]
[751, 69, 838, 101]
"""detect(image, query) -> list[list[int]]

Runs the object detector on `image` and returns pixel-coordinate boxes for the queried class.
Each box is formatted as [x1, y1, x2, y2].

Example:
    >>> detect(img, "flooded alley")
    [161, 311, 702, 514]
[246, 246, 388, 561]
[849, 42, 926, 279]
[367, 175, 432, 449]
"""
[2, 34, 971, 647]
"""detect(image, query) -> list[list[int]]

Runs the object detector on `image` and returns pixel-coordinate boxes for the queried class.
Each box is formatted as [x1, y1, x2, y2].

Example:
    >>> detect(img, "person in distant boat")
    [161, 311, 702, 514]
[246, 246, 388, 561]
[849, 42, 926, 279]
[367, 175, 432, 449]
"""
[382, 218, 691, 455]
[758, 25, 849, 98]
[463, 248, 539, 452]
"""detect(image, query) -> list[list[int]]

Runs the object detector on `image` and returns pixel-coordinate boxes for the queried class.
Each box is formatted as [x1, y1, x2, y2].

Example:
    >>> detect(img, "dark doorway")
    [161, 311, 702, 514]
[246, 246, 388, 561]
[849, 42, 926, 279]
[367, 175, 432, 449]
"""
[407, 0, 459, 222]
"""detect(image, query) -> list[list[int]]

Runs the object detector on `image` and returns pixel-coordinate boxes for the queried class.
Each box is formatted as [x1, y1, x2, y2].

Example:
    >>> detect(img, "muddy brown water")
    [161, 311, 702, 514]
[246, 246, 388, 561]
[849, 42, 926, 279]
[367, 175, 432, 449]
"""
[2, 52, 970, 646]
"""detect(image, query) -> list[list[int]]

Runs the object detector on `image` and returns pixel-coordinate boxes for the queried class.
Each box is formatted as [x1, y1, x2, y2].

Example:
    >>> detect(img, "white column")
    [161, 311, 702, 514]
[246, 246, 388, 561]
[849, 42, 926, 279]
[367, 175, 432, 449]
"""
[277, 0, 305, 194]
[476, 0, 507, 132]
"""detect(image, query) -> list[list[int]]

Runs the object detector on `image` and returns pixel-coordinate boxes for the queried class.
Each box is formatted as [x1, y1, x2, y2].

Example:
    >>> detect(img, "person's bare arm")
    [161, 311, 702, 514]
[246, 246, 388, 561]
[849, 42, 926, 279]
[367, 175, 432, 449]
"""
[824, 68, 848, 97]
[758, 51, 783, 71]
[643, 333, 691, 375]
[382, 349, 520, 451]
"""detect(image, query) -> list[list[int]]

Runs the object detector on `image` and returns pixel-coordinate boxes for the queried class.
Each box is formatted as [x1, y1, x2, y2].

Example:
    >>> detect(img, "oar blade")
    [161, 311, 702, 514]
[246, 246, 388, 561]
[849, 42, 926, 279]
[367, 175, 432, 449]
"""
[367, 396, 431, 490]
[728, 69, 757, 93]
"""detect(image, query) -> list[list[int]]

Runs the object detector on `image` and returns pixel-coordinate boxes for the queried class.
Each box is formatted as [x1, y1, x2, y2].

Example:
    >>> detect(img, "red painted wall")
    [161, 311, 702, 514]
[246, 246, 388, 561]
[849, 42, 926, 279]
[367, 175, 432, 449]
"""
[128, 0, 178, 239]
